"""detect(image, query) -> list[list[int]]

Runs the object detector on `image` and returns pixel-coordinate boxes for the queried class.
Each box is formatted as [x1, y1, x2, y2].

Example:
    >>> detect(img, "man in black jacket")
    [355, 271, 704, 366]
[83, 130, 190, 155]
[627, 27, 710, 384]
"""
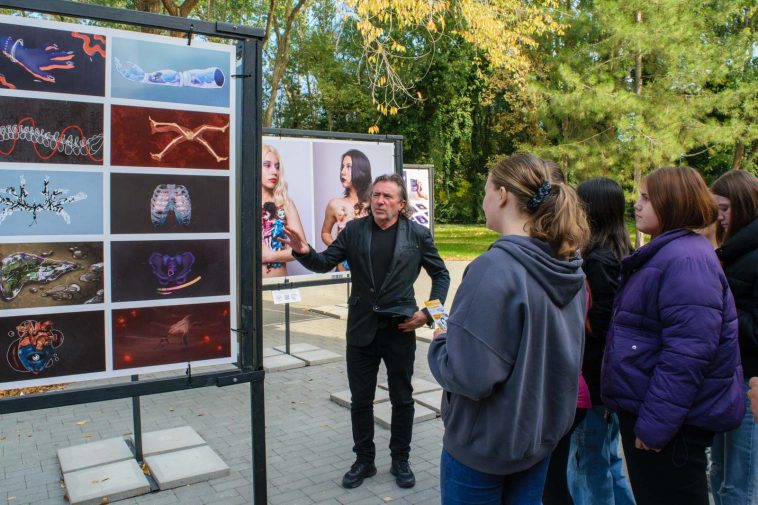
[285, 173, 449, 489]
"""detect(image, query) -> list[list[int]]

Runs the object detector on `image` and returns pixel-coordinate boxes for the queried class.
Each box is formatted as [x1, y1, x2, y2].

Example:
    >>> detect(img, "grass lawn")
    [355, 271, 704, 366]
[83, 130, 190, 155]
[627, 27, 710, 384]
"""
[434, 224, 499, 260]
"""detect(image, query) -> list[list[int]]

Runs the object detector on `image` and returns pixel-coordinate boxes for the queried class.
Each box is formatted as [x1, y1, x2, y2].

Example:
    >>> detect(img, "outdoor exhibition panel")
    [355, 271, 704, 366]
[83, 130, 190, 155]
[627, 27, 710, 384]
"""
[0, 11, 239, 390]
[0, 1, 267, 502]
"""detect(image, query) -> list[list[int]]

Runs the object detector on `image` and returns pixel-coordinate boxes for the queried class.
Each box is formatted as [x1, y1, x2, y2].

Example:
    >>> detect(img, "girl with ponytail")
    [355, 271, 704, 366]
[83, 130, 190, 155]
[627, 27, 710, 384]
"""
[428, 153, 589, 504]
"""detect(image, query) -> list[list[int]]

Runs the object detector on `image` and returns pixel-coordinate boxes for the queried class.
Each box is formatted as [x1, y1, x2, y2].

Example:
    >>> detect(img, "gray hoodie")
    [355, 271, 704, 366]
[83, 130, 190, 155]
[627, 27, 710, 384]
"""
[428, 235, 586, 475]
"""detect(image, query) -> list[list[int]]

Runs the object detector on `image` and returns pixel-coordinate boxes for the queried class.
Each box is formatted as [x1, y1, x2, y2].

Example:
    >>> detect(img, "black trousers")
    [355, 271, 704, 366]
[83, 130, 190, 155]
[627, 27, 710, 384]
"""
[542, 408, 587, 505]
[618, 411, 713, 505]
[346, 324, 416, 464]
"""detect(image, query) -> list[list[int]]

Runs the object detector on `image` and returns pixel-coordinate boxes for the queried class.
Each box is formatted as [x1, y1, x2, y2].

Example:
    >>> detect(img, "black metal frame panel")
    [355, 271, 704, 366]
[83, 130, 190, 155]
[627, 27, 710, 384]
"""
[0, 1, 267, 502]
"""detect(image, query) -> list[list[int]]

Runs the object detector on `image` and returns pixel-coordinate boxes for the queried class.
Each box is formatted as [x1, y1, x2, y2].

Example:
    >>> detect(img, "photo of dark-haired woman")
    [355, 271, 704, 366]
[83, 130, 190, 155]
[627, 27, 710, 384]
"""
[319, 149, 372, 271]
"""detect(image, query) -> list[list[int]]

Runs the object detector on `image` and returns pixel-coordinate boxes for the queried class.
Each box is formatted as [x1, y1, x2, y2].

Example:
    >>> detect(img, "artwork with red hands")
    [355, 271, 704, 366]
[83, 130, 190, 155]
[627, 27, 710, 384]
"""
[0, 22, 105, 96]
[0, 311, 105, 384]
[112, 302, 231, 370]
[0, 96, 103, 165]
[111, 105, 229, 170]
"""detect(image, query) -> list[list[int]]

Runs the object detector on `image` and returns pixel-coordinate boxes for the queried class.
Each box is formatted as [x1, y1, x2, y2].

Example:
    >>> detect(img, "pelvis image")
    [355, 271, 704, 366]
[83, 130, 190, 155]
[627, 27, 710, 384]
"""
[0, 242, 104, 309]
[112, 301, 231, 369]
[0, 310, 105, 384]
[111, 173, 228, 235]
[110, 239, 229, 302]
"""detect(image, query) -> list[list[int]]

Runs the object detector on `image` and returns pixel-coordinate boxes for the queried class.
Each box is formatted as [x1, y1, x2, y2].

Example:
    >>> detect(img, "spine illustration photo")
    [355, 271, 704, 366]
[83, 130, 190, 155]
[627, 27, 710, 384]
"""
[114, 57, 224, 88]
[0, 117, 104, 162]
[0, 176, 87, 226]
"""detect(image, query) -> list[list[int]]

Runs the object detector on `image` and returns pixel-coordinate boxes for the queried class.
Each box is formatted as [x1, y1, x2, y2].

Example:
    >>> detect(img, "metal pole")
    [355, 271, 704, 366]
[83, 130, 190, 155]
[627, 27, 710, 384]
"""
[131, 375, 143, 462]
[242, 35, 268, 505]
[284, 278, 291, 355]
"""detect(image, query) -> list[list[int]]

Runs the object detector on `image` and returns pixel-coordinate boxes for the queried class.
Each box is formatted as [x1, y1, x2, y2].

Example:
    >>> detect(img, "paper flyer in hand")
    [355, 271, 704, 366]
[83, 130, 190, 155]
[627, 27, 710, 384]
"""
[424, 299, 449, 331]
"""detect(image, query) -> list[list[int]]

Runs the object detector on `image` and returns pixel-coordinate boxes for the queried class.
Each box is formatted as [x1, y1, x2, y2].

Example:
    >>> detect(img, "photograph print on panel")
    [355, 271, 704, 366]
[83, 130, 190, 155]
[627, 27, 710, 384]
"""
[111, 105, 229, 170]
[112, 301, 231, 370]
[110, 37, 230, 108]
[0, 242, 104, 310]
[0, 21, 106, 96]
[110, 239, 229, 302]
[110, 173, 229, 234]
[0, 169, 103, 236]
[0, 96, 103, 165]
[0, 310, 105, 386]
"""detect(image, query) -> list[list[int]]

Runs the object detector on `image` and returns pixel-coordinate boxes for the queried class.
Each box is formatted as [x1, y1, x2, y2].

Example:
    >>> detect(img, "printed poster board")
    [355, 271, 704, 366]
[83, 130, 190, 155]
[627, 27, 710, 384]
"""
[0, 15, 238, 390]
[402, 167, 432, 229]
[261, 136, 395, 279]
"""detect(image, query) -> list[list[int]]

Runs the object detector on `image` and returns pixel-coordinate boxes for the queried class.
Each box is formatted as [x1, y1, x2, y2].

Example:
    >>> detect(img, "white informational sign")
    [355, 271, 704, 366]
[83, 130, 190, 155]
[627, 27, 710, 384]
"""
[403, 168, 431, 228]
[261, 136, 395, 280]
[0, 15, 238, 390]
[271, 289, 302, 305]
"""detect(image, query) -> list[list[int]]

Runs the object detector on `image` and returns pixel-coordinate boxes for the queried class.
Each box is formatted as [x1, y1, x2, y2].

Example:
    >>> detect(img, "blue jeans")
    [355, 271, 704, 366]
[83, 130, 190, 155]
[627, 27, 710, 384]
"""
[709, 381, 758, 505]
[568, 406, 636, 505]
[440, 447, 550, 505]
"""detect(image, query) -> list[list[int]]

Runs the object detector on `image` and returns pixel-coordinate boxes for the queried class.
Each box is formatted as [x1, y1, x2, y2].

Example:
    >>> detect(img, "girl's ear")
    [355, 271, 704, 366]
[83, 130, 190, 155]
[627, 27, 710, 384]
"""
[499, 186, 508, 208]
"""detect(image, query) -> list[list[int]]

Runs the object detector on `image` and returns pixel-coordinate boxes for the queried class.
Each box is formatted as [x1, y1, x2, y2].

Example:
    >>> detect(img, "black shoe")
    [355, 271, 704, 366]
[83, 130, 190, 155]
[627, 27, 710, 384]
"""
[341, 460, 377, 489]
[390, 460, 415, 488]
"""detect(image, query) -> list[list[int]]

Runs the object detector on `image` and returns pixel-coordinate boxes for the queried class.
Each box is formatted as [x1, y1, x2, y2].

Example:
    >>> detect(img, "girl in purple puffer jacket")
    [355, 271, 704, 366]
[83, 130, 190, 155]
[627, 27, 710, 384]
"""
[601, 166, 744, 505]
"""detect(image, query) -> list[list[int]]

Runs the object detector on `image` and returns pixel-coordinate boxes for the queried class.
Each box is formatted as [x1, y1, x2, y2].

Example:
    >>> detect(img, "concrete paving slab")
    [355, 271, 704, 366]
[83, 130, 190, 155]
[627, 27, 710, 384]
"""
[415, 327, 434, 343]
[378, 377, 441, 394]
[137, 426, 206, 457]
[273, 342, 320, 353]
[263, 347, 283, 357]
[414, 390, 443, 414]
[293, 348, 342, 365]
[145, 445, 230, 490]
[263, 353, 306, 372]
[330, 388, 390, 408]
[64, 459, 150, 505]
[58, 437, 134, 474]
[309, 304, 348, 319]
[373, 402, 437, 429]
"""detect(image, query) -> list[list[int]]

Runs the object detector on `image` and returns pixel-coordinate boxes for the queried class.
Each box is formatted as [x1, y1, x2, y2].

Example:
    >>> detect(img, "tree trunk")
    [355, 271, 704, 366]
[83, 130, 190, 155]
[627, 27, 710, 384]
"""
[732, 142, 744, 170]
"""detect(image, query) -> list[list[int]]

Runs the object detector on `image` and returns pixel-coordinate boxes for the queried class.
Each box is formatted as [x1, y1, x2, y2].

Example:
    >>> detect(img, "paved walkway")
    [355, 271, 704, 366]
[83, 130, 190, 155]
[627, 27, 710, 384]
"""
[0, 262, 470, 505]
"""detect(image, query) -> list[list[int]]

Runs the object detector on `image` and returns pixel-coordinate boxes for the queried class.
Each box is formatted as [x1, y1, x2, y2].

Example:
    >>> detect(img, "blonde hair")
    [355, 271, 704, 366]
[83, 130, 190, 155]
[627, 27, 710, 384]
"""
[262, 143, 289, 208]
[490, 153, 589, 259]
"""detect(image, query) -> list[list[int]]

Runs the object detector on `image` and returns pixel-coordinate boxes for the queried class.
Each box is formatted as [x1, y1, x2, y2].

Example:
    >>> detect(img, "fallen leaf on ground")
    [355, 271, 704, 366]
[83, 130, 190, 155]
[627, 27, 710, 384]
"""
[76, 420, 88, 426]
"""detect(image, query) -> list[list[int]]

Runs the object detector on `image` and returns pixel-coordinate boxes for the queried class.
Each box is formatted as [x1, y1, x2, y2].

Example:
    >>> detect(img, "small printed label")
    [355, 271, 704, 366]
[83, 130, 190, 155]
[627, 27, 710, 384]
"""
[272, 288, 302, 304]
[424, 299, 449, 331]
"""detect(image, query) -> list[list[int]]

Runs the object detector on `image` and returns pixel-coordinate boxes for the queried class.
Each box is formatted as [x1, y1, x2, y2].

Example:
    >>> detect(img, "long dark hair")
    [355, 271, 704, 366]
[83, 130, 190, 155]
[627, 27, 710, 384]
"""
[341, 149, 372, 204]
[711, 170, 758, 243]
[577, 177, 632, 261]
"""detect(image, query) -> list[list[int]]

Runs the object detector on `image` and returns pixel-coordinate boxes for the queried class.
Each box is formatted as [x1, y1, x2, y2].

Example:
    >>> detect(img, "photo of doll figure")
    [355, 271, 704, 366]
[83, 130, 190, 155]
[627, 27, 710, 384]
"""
[261, 143, 306, 278]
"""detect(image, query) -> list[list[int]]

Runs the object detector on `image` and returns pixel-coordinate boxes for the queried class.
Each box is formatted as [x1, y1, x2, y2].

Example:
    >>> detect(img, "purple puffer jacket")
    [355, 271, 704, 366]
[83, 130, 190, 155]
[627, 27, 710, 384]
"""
[601, 229, 744, 449]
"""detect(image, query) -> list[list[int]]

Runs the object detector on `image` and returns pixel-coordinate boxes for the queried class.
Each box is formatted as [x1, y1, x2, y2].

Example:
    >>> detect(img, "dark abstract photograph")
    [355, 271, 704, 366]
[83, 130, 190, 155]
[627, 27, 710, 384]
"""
[0, 21, 106, 96]
[111, 105, 229, 170]
[0, 309, 105, 383]
[110, 238, 230, 302]
[110, 172, 230, 234]
[0, 242, 104, 309]
[0, 96, 103, 165]
[112, 301, 231, 369]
